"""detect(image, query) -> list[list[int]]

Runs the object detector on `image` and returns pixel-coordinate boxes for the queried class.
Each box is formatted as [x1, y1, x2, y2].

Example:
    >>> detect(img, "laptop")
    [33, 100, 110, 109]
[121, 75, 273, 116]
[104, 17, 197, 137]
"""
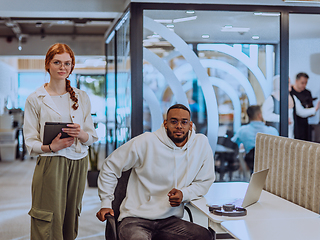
[231, 168, 269, 208]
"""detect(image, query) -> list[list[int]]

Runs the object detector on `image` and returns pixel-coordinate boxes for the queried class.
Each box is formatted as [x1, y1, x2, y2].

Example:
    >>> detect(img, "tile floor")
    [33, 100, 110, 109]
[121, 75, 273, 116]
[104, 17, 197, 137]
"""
[0, 158, 105, 240]
[0, 156, 243, 240]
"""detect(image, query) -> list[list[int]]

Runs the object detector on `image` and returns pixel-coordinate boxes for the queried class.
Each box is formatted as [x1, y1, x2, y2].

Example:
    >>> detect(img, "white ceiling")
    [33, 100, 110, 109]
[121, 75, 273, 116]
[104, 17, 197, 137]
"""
[0, 0, 320, 56]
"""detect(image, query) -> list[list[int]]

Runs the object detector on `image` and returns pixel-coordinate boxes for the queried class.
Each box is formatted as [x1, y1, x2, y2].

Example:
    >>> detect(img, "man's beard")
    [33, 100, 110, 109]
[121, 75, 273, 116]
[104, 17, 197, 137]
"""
[167, 128, 189, 144]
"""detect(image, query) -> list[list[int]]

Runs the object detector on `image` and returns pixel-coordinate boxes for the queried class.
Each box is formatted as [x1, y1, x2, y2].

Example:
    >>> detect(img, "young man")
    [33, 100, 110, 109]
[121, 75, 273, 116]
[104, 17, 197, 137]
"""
[96, 104, 215, 240]
[232, 105, 279, 172]
[290, 72, 315, 141]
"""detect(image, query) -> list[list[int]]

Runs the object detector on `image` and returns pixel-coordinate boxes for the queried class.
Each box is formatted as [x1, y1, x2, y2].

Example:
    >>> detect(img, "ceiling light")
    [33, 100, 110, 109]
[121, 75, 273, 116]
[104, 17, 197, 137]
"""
[147, 34, 161, 39]
[144, 38, 160, 43]
[254, 12, 280, 17]
[173, 16, 197, 23]
[57, 21, 66, 24]
[35, 22, 42, 28]
[154, 19, 172, 24]
[224, 25, 233, 29]
[186, 10, 195, 14]
[221, 26, 250, 33]
[252, 35, 260, 40]
[166, 24, 174, 28]
[202, 34, 210, 39]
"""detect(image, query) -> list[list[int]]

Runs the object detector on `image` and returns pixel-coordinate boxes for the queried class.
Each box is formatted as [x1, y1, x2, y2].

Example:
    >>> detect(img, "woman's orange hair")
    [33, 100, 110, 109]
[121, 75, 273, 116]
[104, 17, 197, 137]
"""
[45, 43, 78, 110]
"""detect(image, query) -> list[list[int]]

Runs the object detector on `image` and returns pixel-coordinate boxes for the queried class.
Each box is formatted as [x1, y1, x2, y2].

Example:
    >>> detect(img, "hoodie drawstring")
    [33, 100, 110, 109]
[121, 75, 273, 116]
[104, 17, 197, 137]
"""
[185, 146, 189, 187]
[173, 147, 177, 189]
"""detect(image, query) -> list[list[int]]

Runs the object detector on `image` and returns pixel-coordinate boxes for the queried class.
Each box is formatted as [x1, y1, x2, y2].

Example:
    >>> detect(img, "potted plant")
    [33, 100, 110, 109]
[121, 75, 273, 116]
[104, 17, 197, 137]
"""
[87, 141, 101, 187]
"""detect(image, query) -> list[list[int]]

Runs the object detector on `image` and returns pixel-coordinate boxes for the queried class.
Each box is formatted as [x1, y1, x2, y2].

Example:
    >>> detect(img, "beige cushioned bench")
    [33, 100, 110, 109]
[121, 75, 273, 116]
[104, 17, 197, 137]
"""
[254, 133, 320, 214]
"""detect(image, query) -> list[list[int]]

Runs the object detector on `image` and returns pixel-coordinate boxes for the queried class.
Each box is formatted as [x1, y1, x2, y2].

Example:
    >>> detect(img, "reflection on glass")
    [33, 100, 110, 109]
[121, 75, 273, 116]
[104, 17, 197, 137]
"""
[106, 34, 116, 155]
[142, 9, 279, 181]
[143, 10, 279, 139]
[78, 74, 106, 142]
[116, 12, 131, 148]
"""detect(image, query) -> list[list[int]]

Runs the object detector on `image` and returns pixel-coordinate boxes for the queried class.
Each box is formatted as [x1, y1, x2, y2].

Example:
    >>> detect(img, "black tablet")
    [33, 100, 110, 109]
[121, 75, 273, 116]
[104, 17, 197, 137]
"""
[43, 122, 72, 145]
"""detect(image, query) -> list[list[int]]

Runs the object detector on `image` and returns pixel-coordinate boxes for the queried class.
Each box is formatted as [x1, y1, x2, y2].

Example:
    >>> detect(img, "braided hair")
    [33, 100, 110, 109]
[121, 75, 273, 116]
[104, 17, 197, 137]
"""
[45, 43, 78, 110]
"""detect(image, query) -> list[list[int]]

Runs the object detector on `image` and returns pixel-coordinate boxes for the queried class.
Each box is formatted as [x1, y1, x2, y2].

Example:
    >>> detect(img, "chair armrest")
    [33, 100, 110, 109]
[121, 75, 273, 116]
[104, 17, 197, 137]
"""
[105, 214, 118, 240]
[184, 205, 193, 223]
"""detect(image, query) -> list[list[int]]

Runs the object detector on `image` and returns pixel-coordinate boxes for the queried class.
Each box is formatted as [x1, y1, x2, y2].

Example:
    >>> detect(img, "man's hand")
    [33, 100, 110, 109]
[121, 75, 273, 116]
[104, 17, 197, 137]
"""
[96, 208, 114, 222]
[168, 188, 183, 207]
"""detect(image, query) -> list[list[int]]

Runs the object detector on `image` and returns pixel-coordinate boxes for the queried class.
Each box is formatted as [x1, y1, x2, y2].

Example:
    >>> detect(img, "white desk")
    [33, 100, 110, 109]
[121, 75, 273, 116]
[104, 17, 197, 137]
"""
[190, 182, 320, 239]
[221, 218, 320, 240]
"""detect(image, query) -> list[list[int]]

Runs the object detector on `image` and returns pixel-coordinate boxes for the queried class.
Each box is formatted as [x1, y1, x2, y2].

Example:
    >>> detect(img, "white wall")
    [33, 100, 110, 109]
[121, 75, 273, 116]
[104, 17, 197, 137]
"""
[0, 61, 18, 115]
[289, 38, 320, 124]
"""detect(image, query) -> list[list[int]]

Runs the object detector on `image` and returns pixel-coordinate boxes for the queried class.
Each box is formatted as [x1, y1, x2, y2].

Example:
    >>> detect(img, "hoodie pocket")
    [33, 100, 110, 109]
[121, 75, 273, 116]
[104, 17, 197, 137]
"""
[28, 208, 53, 240]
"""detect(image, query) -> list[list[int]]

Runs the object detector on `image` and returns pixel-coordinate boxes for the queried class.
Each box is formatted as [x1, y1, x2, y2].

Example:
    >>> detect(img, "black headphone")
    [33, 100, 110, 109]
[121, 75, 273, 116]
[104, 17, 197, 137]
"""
[208, 204, 247, 217]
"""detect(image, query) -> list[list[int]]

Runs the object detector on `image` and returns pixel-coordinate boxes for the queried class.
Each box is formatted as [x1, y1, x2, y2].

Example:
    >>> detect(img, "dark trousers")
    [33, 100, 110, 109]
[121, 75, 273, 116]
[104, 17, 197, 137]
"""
[245, 148, 255, 173]
[118, 216, 214, 240]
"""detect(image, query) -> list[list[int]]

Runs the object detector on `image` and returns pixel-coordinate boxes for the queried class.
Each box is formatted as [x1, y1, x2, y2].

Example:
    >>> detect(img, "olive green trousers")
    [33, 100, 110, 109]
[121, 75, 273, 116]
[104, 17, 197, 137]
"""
[28, 155, 88, 240]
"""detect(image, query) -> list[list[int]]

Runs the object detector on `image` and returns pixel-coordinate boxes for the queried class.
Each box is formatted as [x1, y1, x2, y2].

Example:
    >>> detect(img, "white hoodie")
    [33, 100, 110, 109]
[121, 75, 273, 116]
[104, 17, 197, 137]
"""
[98, 124, 215, 221]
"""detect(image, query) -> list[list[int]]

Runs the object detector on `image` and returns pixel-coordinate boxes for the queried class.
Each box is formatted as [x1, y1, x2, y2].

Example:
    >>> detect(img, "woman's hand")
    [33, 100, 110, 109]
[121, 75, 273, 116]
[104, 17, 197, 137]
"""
[62, 123, 89, 143]
[49, 133, 74, 152]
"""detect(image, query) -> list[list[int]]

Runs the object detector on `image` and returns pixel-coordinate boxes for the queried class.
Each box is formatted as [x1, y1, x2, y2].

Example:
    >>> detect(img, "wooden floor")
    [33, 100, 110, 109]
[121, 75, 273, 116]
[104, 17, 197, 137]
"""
[0, 158, 106, 240]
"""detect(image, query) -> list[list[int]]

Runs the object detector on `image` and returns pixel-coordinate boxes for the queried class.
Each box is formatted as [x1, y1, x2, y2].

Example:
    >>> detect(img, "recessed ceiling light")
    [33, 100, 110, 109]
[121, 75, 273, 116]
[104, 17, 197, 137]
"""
[252, 35, 260, 40]
[154, 19, 173, 24]
[166, 24, 175, 28]
[186, 10, 195, 14]
[35, 22, 42, 28]
[173, 16, 197, 23]
[202, 34, 210, 39]
[147, 34, 161, 39]
[221, 26, 250, 33]
[254, 12, 280, 17]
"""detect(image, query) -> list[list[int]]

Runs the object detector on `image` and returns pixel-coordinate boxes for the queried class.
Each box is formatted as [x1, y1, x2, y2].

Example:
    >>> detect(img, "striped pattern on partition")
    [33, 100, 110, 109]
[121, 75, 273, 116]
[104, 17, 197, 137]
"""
[254, 133, 320, 214]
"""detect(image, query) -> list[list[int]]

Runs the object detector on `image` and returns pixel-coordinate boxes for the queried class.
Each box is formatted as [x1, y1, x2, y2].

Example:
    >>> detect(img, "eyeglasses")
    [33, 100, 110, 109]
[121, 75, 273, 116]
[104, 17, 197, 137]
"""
[51, 60, 73, 68]
[169, 120, 189, 127]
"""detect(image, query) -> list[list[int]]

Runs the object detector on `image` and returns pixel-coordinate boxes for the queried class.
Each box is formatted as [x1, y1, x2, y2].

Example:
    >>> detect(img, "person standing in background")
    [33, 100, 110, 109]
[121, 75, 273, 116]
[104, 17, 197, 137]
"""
[290, 72, 316, 141]
[23, 43, 98, 240]
[262, 75, 319, 139]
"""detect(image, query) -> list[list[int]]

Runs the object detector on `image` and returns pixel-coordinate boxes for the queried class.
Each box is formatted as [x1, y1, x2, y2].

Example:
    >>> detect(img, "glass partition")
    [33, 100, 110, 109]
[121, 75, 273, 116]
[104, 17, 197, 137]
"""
[289, 13, 320, 142]
[142, 10, 280, 150]
[115, 12, 131, 148]
[106, 33, 116, 155]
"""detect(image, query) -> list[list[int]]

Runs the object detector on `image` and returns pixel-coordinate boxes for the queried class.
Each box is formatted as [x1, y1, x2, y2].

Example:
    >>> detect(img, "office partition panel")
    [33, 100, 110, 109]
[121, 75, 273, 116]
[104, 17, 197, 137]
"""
[142, 9, 280, 152]
[289, 13, 320, 142]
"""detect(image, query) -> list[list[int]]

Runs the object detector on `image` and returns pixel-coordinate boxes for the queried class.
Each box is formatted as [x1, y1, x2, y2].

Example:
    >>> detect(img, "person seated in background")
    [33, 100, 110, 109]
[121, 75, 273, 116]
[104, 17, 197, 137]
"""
[232, 105, 279, 172]
[262, 75, 320, 139]
[96, 104, 215, 240]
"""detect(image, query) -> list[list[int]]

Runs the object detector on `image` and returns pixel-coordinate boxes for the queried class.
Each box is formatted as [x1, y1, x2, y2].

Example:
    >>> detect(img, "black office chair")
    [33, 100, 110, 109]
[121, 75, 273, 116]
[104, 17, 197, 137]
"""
[104, 169, 215, 240]
[215, 136, 240, 181]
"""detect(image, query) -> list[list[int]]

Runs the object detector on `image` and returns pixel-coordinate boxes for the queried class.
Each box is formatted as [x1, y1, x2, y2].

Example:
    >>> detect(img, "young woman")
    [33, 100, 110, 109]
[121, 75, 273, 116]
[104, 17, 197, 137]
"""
[23, 43, 98, 240]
